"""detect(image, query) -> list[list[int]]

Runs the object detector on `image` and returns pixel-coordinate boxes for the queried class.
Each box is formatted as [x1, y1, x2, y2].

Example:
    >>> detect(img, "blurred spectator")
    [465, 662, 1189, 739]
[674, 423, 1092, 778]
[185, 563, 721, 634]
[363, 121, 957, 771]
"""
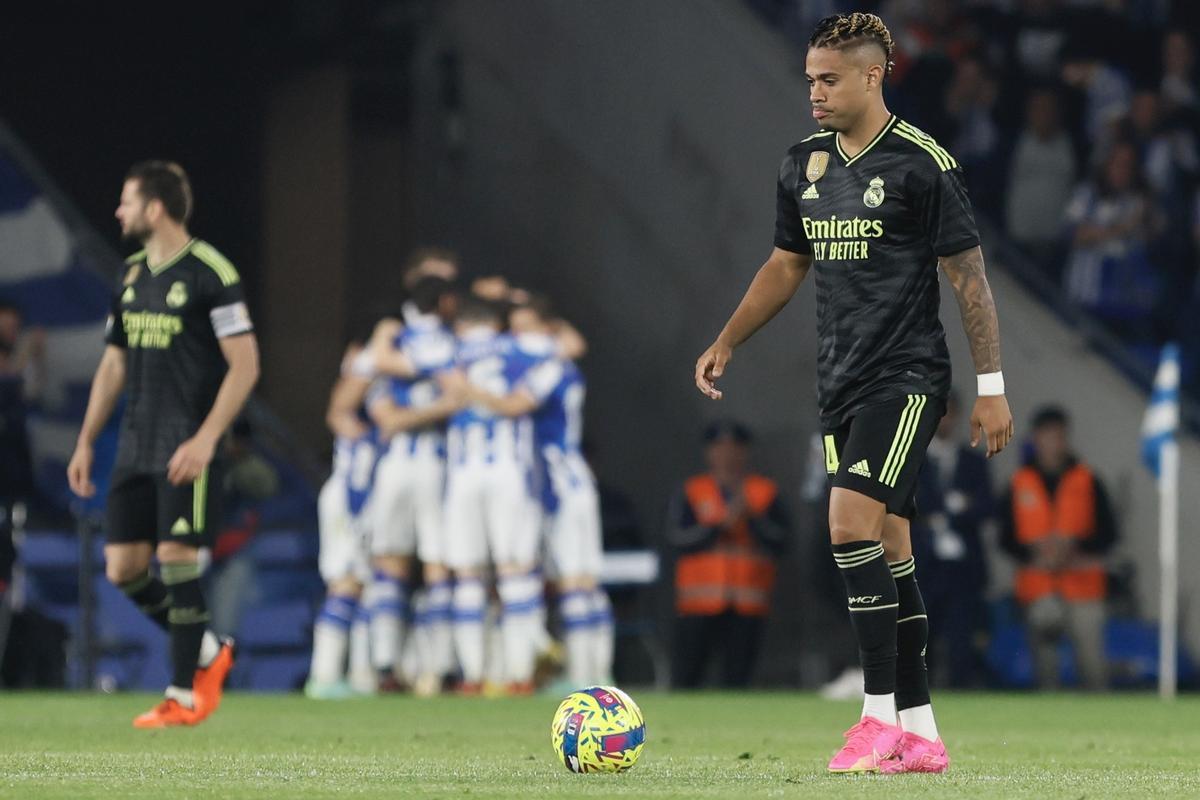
[667, 420, 789, 688]
[205, 419, 280, 636]
[945, 56, 1003, 215]
[912, 392, 995, 688]
[999, 406, 1116, 690]
[0, 302, 41, 507]
[1122, 88, 1199, 329]
[1006, 87, 1078, 276]
[1062, 141, 1161, 329]
[1061, 41, 1131, 146]
[1159, 30, 1197, 114]
[1123, 89, 1198, 202]
[1000, 0, 1073, 83]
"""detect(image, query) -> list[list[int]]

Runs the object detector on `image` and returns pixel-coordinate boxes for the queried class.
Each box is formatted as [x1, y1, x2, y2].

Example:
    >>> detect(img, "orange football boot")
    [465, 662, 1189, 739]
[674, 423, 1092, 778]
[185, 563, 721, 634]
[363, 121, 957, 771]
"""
[193, 637, 236, 721]
[132, 698, 200, 729]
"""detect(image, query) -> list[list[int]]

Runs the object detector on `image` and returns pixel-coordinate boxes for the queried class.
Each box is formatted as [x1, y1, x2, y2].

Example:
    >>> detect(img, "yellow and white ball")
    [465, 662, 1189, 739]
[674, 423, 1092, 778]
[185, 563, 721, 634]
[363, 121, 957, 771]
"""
[550, 686, 646, 773]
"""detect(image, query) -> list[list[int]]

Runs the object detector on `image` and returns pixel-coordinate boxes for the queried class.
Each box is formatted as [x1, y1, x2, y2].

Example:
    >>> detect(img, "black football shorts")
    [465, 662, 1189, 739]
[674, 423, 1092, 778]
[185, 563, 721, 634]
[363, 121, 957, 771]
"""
[105, 463, 224, 548]
[822, 394, 945, 519]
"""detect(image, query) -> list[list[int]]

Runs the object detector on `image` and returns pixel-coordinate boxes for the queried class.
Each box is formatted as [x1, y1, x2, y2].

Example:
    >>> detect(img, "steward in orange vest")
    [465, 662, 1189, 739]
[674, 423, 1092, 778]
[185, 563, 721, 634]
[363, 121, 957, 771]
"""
[999, 422, 1117, 606]
[672, 472, 787, 616]
[668, 420, 790, 688]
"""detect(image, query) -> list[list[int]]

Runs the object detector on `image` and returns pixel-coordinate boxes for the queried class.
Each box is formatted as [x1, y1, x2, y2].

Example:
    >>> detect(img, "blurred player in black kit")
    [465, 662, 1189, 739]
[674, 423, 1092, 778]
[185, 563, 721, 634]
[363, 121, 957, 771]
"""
[69, 161, 259, 728]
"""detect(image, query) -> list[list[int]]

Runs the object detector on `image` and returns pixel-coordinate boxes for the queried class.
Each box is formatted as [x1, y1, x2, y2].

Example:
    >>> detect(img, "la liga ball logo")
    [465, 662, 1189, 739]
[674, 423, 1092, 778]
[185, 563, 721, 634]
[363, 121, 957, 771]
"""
[550, 686, 646, 773]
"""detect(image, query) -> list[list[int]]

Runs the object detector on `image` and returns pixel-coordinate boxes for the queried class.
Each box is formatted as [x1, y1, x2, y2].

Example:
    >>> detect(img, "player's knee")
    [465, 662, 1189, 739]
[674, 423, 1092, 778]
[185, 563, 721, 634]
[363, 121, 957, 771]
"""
[103, 544, 151, 585]
[828, 488, 886, 540]
[105, 559, 146, 585]
[373, 555, 410, 578]
[328, 577, 362, 598]
[423, 563, 450, 584]
[496, 562, 534, 578]
[156, 540, 199, 564]
[559, 575, 597, 592]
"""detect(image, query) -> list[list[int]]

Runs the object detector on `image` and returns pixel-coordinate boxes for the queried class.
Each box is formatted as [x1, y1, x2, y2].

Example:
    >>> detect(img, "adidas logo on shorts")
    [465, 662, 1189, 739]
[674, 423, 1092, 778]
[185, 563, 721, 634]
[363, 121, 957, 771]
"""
[847, 459, 871, 478]
[802, 184, 820, 200]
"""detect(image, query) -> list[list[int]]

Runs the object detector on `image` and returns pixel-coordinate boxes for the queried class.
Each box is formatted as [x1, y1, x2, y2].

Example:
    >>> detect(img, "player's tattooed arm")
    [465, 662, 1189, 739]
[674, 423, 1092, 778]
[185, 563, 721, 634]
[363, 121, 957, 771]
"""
[939, 245, 1001, 374]
[940, 245, 1013, 458]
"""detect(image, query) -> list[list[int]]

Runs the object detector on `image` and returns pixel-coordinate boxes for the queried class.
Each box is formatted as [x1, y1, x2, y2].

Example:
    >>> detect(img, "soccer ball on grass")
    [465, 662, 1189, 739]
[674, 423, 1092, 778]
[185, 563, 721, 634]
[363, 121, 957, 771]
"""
[550, 686, 645, 773]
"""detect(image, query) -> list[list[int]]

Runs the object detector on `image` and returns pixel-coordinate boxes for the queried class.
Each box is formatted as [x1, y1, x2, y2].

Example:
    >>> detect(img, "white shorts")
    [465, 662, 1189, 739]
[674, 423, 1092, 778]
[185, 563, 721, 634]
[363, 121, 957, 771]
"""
[370, 445, 446, 563]
[444, 461, 541, 570]
[318, 475, 370, 584]
[543, 482, 603, 581]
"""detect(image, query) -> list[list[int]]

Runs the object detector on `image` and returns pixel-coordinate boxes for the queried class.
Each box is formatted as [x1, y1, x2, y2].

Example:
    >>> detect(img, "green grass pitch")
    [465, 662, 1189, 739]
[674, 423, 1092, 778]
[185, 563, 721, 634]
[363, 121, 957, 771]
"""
[2, 691, 1198, 799]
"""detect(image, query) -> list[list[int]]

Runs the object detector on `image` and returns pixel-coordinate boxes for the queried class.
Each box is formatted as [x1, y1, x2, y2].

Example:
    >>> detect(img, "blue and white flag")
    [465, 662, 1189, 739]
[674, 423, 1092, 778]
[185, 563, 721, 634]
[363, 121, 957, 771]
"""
[1141, 342, 1180, 478]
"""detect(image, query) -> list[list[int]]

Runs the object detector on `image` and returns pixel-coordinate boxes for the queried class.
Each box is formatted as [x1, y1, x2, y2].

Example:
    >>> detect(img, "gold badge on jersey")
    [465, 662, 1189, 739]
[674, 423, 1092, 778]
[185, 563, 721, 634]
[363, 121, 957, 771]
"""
[123, 264, 141, 286]
[806, 151, 830, 182]
[121, 286, 135, 304]
[863, 176, 885, 208]
[166, 281, 188, 308]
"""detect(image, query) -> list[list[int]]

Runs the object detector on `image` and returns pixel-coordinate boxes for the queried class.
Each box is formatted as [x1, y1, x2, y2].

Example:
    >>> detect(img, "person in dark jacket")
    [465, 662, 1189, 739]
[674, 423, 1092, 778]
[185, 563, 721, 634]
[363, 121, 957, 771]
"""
[912, 391, 995, 688]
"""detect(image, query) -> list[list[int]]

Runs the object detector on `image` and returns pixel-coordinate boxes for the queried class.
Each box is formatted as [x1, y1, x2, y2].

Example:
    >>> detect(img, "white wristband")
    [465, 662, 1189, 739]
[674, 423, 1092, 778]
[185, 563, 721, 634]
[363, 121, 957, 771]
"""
[977, 371, 1004, 396]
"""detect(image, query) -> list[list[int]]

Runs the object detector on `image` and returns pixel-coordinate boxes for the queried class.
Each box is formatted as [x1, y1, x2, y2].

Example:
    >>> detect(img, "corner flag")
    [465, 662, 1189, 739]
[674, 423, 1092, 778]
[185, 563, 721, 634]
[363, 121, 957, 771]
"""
[1142, 342, 1181, 699]
[1141, 342, 1180, 477]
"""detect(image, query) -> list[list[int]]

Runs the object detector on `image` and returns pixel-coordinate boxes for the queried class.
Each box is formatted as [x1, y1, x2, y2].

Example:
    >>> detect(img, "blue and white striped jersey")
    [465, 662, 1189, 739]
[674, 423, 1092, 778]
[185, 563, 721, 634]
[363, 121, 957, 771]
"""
[342, 429, 382, 517]
[447, 328, 541, 466]
[384, 313, 456, 457]
[331, 348, 382, 517]
[516, 333, 594, 512]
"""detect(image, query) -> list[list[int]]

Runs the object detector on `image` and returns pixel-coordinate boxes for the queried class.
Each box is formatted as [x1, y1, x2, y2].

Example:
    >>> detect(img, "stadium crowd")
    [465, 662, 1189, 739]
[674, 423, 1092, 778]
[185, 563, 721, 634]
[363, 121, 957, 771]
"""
[752, 0, 1200, 385]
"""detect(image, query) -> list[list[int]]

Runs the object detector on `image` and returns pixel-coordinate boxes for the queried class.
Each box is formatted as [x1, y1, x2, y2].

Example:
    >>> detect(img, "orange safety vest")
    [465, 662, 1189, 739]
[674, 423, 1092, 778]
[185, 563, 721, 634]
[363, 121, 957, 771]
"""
[1011, 464, 1107, 604]
[675, 474, 779, 617]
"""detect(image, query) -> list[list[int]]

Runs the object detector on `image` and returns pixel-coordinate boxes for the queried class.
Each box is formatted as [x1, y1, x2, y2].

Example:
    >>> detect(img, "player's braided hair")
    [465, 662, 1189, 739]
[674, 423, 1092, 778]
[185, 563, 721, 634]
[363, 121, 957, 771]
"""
[809, 12, 896, 76]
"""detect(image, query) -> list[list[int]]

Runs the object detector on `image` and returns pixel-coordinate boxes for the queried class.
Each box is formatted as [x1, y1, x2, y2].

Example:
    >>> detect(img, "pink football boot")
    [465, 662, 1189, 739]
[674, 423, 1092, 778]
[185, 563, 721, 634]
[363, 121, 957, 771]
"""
[879, 731, 950, 774]
[827, 716, 904, 773]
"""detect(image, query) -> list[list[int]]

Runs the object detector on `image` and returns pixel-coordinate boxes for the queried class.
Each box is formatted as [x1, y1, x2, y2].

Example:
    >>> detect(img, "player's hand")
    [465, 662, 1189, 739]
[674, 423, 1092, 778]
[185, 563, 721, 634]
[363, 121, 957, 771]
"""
[695, 340, 733, 400]
[167, 434, 217, 486]
[970, 394, 1013, 458]
[724, 491, 749, 524]
[438, 369, 469, 401]
[330, 414, 368, 441]
[67, 442, 95, 498]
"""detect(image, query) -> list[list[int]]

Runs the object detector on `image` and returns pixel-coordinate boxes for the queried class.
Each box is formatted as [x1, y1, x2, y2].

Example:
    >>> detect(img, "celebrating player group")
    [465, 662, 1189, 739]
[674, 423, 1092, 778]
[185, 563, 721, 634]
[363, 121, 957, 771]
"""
[308, 256, 613, 701]
[696, 12, 1012, 775]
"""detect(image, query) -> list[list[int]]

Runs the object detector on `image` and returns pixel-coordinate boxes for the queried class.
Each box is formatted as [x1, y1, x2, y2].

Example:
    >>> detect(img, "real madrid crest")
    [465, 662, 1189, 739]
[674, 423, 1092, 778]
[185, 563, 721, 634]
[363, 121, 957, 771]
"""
[805, 151, 829, 183]
[166, 281, 188, 308]
[863, 176, 885, 208]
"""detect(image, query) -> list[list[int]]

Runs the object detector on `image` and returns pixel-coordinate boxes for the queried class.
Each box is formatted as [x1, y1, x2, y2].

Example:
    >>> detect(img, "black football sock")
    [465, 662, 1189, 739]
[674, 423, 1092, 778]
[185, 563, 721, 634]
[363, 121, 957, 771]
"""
[118, 570, 171, 631]
[890, 557, 931, 711]
[832, 540, 898, 696]
[162, 562, 210, 694]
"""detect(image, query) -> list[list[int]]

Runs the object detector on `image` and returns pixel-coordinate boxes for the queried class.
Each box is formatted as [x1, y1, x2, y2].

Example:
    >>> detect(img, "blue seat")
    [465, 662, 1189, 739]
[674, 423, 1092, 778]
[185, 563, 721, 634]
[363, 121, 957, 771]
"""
[235, 600, 313, 651]
[236, 653, 310, 692]
[256, 568, 324, 605]
[251, 530, 318, 568]
[19, 532, 79, 570]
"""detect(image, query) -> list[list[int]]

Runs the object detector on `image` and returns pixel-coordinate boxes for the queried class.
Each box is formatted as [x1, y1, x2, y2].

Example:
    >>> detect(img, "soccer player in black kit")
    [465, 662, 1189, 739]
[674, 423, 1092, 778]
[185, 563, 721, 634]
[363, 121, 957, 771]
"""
[696, 14, 1013, 774]
[68, 162, 260, 728]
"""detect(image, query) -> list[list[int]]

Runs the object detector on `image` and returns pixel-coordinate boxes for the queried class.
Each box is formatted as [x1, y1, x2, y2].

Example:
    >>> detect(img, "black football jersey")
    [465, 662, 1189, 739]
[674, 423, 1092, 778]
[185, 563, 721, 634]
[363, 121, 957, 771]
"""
[105, 239, 254, 472]
[774, 115, 980, 428]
